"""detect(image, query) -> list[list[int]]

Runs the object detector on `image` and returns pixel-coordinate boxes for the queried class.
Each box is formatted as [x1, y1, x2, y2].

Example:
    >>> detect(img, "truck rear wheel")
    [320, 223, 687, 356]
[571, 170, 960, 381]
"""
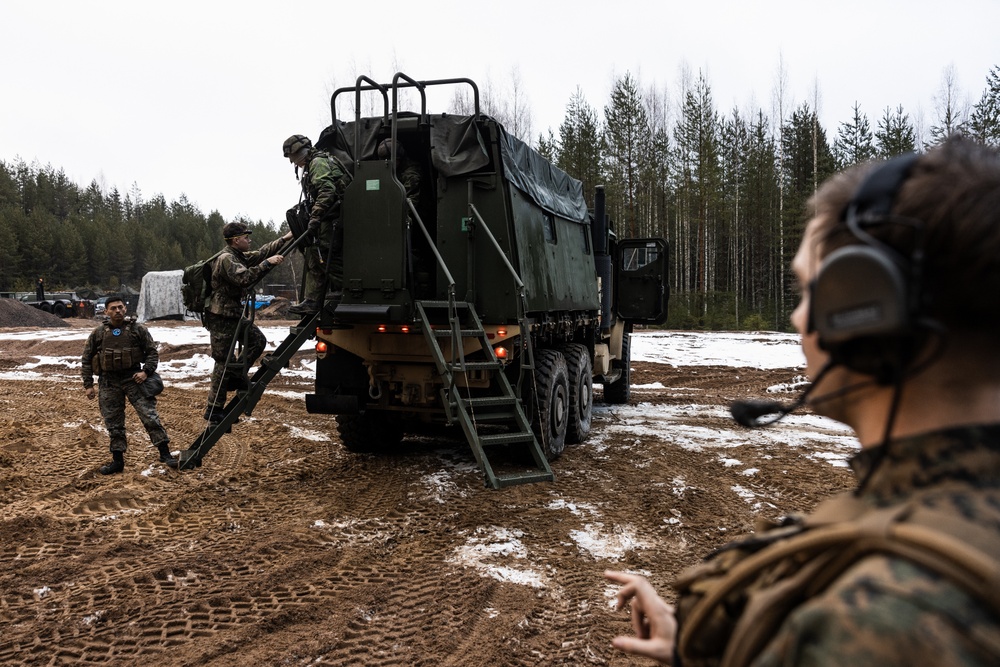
[561, 344, 592, 444]
[336, 412, 404, 453]
[603, 328, 632, 405]
[53, 302, 67, 318]
[529, 349, 569, 460]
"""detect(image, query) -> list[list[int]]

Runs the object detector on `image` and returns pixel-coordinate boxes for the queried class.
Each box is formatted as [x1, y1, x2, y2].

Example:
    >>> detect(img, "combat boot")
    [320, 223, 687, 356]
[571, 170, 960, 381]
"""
[100, 451, 125, 475]
[288, 299, 318, 315]
[157, 442, 173, 463]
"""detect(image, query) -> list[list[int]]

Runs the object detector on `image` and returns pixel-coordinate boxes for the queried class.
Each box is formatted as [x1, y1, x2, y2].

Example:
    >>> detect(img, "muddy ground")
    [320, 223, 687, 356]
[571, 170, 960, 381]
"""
[0, 317, 856, 666]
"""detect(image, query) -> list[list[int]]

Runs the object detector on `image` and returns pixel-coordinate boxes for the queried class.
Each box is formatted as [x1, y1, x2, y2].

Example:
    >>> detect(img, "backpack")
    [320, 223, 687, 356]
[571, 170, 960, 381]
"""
[181, 250, 224, 313]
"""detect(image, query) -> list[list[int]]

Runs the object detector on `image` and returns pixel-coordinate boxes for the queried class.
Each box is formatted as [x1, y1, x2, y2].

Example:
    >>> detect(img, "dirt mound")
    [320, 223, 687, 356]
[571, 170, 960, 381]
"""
[0, 299, 69, 328]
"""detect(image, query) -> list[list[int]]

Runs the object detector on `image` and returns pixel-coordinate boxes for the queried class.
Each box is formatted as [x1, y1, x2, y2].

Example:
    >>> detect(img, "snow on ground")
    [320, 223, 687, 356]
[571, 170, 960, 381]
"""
[0, 326, 857, 475]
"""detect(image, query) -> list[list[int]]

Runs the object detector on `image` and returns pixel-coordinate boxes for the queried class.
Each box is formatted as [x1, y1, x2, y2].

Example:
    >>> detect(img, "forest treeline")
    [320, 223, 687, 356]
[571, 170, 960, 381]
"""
[1, 64, 997, 331]
[531, 64, 999, 330]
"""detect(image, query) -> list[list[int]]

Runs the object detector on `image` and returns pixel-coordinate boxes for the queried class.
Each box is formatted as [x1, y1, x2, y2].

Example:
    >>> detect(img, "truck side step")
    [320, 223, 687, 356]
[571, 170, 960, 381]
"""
[415, 299, 553, 489]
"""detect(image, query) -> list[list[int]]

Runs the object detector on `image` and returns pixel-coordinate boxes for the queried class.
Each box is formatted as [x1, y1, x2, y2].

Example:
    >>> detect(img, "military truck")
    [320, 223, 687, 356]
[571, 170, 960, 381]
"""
[296, 73, 668, 488]
[173, 73, 668, 487]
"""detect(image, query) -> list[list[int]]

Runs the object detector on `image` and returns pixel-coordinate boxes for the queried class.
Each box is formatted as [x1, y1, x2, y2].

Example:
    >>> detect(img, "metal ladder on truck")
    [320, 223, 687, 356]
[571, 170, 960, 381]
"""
[171, 232, 319, 470]
[171, 310, 320, 469]
[415, 299, 552, 489]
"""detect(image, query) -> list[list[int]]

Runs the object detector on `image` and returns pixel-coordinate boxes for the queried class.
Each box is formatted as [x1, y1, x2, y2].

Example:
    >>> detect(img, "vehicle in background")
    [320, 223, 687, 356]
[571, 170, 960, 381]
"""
[19, 292, 90, 318]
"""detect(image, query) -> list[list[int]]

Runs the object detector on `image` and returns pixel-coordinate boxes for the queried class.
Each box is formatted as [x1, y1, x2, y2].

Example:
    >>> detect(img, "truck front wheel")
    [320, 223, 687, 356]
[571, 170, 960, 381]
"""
[336, 412, 404, 453]
[561, 344, 592, 444]
[529, 349, 569, 460]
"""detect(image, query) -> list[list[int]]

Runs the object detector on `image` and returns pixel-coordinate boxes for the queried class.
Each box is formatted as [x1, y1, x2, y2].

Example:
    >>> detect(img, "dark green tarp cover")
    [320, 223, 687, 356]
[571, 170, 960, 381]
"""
[318, 114, 588, 223]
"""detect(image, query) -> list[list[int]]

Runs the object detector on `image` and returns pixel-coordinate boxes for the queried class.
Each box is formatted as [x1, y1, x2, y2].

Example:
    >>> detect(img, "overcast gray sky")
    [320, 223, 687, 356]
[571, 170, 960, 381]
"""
[2, 1, 997, 227]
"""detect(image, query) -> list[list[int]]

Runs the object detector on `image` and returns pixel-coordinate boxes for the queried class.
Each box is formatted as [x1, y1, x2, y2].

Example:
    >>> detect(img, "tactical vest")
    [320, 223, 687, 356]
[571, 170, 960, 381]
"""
[674, 489, 1000, 667]
[91, 320, 145, 374]
[301, 150, 351, 213]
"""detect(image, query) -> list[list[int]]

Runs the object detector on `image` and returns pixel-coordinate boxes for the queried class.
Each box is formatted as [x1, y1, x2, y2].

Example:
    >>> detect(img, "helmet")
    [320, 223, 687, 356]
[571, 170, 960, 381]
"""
[283, 134, 312, 158]
[377, 139, 405, 160]
[223, 222, 252, 239]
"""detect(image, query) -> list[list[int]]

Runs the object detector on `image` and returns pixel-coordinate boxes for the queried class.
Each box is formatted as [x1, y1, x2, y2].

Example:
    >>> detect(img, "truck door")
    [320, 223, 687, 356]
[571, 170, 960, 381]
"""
[614, 238, 669, 325]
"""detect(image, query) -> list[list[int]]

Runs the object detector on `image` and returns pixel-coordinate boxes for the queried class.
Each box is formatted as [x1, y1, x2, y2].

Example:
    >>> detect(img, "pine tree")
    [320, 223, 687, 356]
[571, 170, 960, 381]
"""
[832, 102, 877, 168]
[874, 105, 917, 157]
[557, 87, 603, 207]
[968, 66, 1000, 147]
[603, 72, 650, 238]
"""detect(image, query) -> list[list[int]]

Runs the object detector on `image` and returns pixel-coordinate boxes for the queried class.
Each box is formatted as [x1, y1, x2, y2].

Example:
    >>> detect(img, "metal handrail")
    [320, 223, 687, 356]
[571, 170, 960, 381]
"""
[466, 203, 535, 396]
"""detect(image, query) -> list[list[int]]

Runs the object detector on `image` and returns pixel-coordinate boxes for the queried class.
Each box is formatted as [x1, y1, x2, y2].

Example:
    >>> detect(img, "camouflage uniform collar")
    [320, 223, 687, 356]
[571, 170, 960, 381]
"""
[849, 423, 1000, 502]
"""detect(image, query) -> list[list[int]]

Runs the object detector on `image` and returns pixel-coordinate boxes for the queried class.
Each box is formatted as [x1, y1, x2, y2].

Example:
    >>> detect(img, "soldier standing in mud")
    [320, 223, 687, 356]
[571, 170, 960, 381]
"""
[606, 136, 1000, 665]
[81, 295, 172, 474]
[198, 221, 292, 426]
[282, 134, 352, 316]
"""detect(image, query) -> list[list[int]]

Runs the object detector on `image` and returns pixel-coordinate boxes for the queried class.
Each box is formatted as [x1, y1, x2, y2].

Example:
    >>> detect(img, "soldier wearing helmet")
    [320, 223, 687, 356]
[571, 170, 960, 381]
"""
[283, 134, 352, 316]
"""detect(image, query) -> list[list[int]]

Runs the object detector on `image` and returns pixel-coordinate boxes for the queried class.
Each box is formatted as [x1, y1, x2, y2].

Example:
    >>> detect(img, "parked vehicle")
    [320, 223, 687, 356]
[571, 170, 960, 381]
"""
[19, 292, 89, 318]
[173, 74, 669, 490]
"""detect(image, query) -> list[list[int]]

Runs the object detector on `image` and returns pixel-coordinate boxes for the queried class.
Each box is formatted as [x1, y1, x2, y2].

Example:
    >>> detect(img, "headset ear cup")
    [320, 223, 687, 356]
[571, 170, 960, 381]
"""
[811, 245, 914, 379]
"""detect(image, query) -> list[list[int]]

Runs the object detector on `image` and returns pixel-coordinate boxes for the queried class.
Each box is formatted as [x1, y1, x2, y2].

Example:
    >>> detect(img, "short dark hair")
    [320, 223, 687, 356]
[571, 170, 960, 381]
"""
[809, 136, 1000, 335]
[104, 294, 125, 308]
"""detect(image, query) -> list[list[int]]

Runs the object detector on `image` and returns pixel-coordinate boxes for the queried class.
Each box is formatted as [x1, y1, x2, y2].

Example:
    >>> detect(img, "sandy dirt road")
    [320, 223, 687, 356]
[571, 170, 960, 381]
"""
[0, 318, 855, 666]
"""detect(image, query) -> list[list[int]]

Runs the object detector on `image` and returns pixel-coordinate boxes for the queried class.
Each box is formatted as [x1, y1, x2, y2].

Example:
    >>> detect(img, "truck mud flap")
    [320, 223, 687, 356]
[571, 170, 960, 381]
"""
[306, 393, 361, 415]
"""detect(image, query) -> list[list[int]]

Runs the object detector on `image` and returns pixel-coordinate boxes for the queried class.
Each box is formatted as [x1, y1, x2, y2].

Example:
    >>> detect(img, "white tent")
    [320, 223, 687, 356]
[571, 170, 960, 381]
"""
[136, 270, 190, 322]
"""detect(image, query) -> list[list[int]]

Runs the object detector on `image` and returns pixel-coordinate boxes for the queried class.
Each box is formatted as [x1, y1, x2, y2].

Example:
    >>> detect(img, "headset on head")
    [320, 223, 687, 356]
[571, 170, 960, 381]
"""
[808, 152, 929, 384]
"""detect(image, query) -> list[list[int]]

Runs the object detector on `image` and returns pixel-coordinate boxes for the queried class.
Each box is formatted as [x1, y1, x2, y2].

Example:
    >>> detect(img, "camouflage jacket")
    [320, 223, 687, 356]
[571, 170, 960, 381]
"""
[301, 149, 351, 227]
[397, 158, 421, 208]
[207, 237, 285, 318]
[746, 424, 1000, 666]
[81, 318, 159, 388]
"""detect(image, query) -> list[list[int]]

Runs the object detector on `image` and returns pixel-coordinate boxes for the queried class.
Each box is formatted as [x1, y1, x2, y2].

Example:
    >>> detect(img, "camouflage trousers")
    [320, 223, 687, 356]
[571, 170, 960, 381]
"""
[98, 373, 169, 453]
[303, 217, 343, 302]
[204, 313, 266, 412]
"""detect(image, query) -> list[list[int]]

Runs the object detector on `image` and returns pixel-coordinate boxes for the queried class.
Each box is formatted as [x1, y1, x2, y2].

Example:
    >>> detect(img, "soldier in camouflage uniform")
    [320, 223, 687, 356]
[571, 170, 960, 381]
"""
[201, 221, 292, 423]
[606, 137, 1000, 665]
[377, 138, 422, 208]
[81, 295, 171, 474]
[283, 134, 352, 316]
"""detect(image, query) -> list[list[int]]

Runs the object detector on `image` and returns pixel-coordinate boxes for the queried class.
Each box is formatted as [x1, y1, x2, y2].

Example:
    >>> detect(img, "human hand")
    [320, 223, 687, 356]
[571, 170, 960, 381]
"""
[85, 386, 96, 400]
[605, 570, 677, 664]
[132, 370, 147, 384]
[268, 254, 285, 266]
[282, 231, 293, 241]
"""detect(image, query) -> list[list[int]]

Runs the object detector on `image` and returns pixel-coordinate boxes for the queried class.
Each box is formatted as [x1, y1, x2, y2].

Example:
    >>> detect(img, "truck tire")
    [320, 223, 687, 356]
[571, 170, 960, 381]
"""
[561, 343, 592, 444]
[39, 302, 52, 313]
[336, 412, 404, 453]
[53, 302, 68, 318]
[529, 348, 569, 460]
[603, 328, 632, 405]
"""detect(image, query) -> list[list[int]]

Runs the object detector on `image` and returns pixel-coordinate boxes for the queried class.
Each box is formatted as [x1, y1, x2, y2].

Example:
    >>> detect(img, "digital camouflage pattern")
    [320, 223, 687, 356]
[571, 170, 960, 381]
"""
[202, 237, 282, 413]
[81, 319, 169, 453]
[207, 237, 286, 318]
[203, 312, 266, 412]
[299, 148, 352, 302]
[678, 424, 1000, 667]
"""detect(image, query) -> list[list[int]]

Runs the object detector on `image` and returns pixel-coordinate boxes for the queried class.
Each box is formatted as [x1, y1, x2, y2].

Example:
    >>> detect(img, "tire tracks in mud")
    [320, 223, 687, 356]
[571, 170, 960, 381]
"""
[0, 345, 856, 665]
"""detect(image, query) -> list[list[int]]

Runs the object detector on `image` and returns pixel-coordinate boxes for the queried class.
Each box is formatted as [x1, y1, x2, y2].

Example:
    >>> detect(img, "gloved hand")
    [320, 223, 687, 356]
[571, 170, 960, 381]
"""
[305, 220, 319, 245]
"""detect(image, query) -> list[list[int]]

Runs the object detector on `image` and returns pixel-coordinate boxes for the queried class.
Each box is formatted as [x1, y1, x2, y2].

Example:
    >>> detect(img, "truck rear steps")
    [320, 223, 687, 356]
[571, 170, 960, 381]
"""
[415, 299, 553, 489]
[172, 311, 320, 470]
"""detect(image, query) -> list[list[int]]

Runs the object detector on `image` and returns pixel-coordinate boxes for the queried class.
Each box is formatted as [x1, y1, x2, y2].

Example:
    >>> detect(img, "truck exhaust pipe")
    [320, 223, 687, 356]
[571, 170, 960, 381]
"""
[593, 185, 612, 333]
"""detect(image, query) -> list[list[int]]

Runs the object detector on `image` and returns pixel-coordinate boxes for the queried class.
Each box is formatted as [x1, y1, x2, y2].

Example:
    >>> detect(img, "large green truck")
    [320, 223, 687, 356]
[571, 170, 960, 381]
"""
[173, 73, 668, 485]
[302, 73, 669, 487]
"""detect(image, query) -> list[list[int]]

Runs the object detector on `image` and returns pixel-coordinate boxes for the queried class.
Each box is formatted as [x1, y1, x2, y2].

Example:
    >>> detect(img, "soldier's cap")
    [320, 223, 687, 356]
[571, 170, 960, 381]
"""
[223, 222, 252, 239]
